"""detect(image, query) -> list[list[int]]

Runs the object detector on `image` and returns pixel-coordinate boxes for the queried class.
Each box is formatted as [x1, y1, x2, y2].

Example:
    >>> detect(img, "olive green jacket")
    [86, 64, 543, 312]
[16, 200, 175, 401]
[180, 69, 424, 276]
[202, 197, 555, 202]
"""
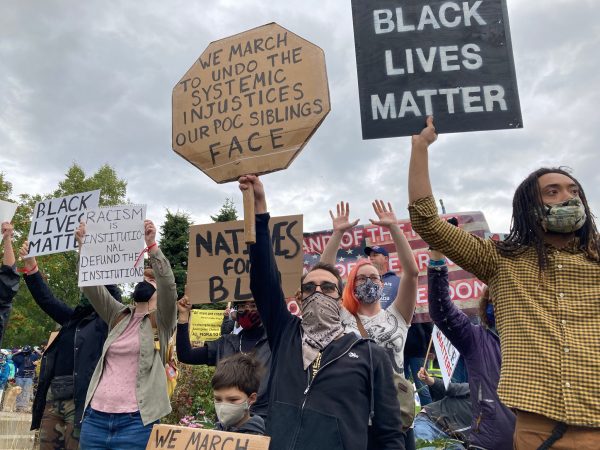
[82, 248, 177, 425]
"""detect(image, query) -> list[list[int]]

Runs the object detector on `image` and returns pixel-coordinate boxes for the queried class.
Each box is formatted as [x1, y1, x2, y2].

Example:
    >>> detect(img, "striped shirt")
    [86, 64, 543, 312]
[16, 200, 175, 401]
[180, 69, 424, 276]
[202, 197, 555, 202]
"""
[409, 196, 600, 427]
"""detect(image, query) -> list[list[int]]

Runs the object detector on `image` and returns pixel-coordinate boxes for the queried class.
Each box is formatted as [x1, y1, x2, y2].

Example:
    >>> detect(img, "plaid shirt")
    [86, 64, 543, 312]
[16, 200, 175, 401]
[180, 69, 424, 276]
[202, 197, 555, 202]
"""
[409, 196, 600, 427]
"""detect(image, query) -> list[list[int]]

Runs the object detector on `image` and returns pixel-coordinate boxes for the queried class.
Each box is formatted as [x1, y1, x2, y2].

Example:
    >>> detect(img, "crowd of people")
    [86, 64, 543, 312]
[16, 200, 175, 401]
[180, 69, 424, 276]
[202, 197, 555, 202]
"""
[0, 117, 598, 449]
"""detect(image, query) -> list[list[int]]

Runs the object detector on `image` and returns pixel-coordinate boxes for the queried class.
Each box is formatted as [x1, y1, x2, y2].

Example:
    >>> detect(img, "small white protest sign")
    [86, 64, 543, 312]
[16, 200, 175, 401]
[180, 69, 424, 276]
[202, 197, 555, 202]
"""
[432, 325, 461, 388]
[28, 190, 100, 257]
[78, 205, 147, 287]
[0, 199, 18, 224]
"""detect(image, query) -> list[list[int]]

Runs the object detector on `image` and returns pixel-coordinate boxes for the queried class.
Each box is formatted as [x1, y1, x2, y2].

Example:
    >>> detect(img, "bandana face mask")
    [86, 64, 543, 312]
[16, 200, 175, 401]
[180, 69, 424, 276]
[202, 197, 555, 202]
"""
[300, 291, 343, 370]
[541, 197, 587, 233]
[237, 310, 262, 330]
[354, 279, 383, 304]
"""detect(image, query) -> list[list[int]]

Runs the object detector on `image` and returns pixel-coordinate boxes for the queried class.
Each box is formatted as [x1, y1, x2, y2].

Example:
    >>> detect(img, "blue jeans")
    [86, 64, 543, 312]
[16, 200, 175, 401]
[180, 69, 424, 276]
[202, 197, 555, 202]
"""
[404, 357, 433, 406]
[15, 376, 33, 410]
[80, 408, 157, 450]
[414, 414, 465, 449]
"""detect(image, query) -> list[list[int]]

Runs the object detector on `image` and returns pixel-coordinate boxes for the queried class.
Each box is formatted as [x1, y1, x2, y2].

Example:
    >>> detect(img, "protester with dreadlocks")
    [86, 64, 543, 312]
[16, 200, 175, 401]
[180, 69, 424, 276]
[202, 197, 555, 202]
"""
[407, 117, 600, 449]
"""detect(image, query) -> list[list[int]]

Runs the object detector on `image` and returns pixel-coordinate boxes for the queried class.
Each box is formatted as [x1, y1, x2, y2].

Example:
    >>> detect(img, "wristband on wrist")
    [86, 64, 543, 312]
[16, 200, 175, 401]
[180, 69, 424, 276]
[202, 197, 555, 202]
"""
[134, 243, 158, 268]
[428, 258, 446, 267]
[18, 264, 38, 276]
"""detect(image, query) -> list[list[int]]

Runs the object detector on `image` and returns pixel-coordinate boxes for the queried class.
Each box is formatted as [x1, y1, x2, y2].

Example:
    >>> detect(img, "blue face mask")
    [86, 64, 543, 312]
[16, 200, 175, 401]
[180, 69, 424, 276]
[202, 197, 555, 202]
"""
[486, 304, 496, 328]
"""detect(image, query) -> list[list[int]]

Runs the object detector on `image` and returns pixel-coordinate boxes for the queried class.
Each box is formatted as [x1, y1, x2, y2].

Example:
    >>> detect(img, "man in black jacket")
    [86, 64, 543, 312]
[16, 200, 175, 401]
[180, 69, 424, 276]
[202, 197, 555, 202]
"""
[20, 242, 121, 450]
[239, 175, 404, 450]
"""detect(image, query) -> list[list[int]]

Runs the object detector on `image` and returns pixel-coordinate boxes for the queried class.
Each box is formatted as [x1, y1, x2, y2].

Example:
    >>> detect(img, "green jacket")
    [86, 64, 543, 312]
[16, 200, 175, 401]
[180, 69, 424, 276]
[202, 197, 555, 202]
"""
[82, 248, 177, 425]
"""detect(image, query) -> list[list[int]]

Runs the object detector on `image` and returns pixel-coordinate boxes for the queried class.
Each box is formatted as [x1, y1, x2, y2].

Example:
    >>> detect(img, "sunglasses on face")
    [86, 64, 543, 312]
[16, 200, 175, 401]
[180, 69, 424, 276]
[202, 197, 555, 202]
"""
[301, 281, 340, 297]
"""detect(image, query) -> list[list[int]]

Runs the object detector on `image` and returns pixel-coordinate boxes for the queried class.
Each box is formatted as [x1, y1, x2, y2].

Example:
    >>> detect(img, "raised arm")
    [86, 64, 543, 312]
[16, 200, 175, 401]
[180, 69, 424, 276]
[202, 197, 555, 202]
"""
[370, 201, 419, 323]
[146, 220, 177, 334]
[320, 202, 359, 266]
[20, 241, 74, 325]
[0, 222, 19, 347]
[76, 222, 127, 326]
[427, 250, 479, 356]
[407, 118, 498, 283]
[241, 175, 296, 347]
[175, 294, 211, 365]
[1, 223, 15, 267]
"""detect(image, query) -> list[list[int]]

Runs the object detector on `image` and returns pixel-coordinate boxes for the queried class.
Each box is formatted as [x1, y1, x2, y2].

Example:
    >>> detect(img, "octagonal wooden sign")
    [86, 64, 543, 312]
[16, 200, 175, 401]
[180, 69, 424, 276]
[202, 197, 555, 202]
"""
[172, 23, 330, 184]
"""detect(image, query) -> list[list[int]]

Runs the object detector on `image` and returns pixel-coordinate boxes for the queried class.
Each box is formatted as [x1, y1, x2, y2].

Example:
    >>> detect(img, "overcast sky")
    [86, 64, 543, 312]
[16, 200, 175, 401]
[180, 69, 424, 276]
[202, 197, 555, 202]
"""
[1, 0, 598, 235]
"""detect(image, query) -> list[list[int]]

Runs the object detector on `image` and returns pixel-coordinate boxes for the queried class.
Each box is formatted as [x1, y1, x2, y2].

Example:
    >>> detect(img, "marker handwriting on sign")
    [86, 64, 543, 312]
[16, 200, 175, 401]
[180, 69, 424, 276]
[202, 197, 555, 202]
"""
[187, 216, 303, 304]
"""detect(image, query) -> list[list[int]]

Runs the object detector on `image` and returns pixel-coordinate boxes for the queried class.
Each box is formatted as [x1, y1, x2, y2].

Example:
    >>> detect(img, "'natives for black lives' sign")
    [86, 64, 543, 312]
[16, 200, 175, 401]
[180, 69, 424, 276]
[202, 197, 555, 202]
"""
[351, 0, 522, 138]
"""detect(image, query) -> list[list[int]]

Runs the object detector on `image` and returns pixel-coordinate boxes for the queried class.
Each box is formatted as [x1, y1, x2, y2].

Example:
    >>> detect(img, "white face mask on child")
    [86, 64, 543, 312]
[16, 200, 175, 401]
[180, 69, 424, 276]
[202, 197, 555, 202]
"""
[214, 400, 249, 428]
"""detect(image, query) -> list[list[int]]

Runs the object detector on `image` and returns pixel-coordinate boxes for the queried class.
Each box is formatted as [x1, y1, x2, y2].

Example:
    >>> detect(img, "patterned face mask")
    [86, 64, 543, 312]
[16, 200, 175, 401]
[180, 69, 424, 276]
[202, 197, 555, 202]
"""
[354, 279, 383, 304]
[542, 197, 587, 233]
[300, 292, 343, 370]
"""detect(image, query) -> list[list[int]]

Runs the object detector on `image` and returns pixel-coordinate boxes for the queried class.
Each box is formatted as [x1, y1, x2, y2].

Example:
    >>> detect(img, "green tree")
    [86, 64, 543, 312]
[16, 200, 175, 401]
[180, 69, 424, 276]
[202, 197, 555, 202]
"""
[2, 164, 127, 347]
[210, 198, 238, 222]
[159, 210, 192, 299]
[0, 172, 12, 200]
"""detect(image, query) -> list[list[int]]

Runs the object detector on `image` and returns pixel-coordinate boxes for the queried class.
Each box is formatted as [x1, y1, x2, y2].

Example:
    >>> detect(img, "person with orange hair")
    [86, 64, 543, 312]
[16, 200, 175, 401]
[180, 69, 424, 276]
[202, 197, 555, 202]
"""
[320, 200, 420, 449]
[320, 200, 419, 372]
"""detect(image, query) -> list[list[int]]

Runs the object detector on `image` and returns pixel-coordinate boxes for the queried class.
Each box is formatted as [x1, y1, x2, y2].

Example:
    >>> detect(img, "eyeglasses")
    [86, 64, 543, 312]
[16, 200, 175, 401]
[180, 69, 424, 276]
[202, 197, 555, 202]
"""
[355, 275, 382, 284]
[301, 281, 340, 297]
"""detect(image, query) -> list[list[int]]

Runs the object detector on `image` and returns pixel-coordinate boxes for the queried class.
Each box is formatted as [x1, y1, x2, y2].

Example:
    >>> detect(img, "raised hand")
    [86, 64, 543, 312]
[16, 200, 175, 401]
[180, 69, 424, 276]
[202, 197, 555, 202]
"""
[329, 202, 359, 234]
[417, 367, 435, 386]
[19, 241, 37, 271]
[144, 220, 157, 248]
[1, 222, 13, 241]
[75, 222, 86, 248]
[238, 174, 267, 214]
[412, 116, 437, 148]
[369, 200, 398, 228]
[177, 295, 192, 323]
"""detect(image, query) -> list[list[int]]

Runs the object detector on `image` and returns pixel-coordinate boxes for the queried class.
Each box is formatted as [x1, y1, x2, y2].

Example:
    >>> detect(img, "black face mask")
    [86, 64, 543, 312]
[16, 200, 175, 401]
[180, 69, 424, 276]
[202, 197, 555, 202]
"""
[132, 280, 156, 303]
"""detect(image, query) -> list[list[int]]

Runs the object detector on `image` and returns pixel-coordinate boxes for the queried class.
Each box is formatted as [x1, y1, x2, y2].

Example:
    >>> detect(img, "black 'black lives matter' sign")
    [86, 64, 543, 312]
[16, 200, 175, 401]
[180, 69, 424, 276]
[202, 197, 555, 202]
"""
[351, 0, 522, 139]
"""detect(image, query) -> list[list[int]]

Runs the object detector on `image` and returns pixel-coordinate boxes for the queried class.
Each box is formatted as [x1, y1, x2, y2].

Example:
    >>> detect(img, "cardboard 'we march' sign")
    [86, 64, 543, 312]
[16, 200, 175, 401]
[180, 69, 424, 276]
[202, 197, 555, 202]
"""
[351, 0, 522, 138]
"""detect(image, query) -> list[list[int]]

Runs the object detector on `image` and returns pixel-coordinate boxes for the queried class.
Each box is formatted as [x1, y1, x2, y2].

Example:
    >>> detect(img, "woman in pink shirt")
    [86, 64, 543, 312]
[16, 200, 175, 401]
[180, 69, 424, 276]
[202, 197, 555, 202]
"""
[77, 220, 177, 450]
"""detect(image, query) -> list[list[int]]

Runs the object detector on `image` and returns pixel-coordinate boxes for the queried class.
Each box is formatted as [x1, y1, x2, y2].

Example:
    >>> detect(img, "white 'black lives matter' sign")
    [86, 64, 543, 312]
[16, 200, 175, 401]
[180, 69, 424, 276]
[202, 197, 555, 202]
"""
[351, 0, 522, 138]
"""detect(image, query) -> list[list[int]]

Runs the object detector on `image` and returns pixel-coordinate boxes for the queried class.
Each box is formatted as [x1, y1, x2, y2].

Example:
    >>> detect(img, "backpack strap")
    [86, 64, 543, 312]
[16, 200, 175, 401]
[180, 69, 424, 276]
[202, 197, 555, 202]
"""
[355, 313, 374, 425]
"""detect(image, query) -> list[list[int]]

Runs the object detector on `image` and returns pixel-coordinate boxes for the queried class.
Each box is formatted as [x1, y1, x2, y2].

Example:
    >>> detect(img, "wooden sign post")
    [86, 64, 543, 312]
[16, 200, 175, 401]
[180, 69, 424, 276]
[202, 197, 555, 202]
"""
[172, 23, 330, 243]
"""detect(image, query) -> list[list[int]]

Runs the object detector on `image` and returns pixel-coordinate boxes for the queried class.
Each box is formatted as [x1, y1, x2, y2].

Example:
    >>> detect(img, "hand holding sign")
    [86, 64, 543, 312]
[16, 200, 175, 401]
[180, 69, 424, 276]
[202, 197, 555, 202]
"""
[75, 222, 86, 249]
[1, 222, 13, 241]
[144, 220, 157, 250]
[19, 241, 38, 275]
[412, 116, 438, 148]
[238, 175, 267, 214]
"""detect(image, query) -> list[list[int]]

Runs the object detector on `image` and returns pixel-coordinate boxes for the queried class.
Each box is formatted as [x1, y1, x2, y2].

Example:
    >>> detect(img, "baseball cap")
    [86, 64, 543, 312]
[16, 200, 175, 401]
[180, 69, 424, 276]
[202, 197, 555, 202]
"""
[364, 246, 389, 257]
